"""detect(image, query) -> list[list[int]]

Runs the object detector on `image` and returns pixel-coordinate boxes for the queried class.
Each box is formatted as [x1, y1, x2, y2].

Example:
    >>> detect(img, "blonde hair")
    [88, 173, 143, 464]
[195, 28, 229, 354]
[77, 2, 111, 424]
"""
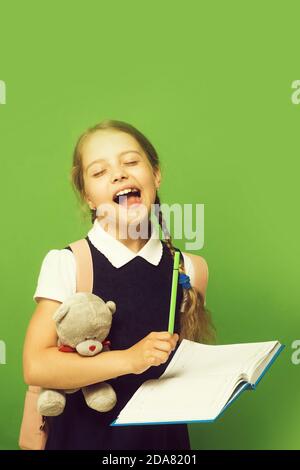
[71, 119, 216, 344]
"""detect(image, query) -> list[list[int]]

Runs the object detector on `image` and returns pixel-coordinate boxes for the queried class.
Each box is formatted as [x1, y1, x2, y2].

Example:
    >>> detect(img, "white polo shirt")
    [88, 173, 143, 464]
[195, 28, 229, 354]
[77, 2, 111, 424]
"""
[33, 219, 195, 303]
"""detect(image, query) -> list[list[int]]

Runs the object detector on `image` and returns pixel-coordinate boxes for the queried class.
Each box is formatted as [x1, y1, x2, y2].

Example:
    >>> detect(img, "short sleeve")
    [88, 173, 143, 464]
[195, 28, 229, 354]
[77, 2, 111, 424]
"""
[182, 252, 207, 307]
[182, 252, 195, 286]
[33, 249, 76, 303]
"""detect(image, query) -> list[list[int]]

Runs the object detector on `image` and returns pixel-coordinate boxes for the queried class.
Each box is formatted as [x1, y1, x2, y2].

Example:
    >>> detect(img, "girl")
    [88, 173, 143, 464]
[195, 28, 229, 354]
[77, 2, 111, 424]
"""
[23, 119, 216, 450]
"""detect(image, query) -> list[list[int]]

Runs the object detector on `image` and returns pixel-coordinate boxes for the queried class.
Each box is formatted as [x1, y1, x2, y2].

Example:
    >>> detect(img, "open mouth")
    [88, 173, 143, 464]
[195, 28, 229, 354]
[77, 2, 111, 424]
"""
[113, 188, 142, 207]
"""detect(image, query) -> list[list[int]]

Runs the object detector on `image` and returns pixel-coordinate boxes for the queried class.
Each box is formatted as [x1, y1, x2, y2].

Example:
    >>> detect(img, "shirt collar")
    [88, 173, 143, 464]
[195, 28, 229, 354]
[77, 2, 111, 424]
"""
[87, 218, 163, 268]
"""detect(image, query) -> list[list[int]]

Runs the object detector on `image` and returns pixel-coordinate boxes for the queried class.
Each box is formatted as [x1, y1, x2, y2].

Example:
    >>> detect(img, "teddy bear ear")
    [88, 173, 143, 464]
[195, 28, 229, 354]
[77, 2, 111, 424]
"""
[106, 301, 116, 315]
[53, 304, 70, 324]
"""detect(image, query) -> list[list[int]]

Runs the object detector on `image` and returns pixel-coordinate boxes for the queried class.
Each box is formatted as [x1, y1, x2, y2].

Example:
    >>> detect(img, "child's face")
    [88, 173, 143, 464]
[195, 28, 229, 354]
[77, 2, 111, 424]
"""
[82, 130, 161, 229]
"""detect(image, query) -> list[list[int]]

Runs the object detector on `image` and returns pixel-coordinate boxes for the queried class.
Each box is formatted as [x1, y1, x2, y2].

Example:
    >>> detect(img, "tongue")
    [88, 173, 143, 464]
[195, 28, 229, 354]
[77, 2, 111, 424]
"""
[119, 194, 141, 207]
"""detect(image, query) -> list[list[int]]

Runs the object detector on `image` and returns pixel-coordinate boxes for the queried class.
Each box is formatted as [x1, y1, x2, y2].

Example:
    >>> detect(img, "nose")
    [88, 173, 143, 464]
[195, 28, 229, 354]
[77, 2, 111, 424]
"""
[89, 345, 96, 352]
[111, 168, 128, 184]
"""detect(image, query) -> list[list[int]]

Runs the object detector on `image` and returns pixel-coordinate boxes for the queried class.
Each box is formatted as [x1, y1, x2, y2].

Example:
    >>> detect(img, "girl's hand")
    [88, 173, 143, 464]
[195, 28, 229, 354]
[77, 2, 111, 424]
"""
[126, 331, 179, 375]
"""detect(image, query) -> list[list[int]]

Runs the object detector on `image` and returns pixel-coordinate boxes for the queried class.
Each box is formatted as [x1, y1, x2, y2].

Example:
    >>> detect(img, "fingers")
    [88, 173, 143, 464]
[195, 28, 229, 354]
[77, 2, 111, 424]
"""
[145, 332, 179, 367]
[146, 349, 169, 366]
[153, 340, 174, 353]
[149, 331, 179, 343]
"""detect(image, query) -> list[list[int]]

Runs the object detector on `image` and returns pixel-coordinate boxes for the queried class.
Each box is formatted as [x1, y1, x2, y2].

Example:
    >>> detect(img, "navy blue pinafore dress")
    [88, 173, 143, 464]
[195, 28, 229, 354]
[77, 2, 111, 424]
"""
[45, 237, 191, 450]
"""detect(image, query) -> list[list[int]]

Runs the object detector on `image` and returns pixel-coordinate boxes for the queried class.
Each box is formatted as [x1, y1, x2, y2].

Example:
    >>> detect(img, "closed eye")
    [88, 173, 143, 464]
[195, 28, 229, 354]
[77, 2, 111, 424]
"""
[93, 170, 106, 177]
[93, 162, 137, 177]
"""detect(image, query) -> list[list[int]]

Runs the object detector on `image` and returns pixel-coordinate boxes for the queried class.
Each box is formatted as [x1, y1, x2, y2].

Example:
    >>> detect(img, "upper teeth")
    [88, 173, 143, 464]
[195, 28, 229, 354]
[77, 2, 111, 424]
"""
[115, 188, 139, 197]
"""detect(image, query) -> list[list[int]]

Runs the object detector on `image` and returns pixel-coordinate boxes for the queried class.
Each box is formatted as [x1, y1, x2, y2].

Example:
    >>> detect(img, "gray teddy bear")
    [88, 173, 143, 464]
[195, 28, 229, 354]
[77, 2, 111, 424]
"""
[37, 292, 117, 416]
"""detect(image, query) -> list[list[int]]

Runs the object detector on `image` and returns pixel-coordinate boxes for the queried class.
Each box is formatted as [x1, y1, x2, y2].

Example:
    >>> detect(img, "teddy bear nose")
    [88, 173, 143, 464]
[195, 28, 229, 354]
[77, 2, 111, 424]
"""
[89, 345, 96, 352]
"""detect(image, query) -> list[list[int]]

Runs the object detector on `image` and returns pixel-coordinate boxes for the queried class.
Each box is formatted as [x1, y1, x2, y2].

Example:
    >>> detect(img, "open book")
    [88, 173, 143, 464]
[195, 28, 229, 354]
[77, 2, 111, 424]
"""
[111, 339, 284, 426]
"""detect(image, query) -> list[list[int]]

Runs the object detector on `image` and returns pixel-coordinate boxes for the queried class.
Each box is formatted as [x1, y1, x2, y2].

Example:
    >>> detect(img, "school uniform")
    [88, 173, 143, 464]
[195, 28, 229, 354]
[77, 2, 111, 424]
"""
[33, 219, 194, 450]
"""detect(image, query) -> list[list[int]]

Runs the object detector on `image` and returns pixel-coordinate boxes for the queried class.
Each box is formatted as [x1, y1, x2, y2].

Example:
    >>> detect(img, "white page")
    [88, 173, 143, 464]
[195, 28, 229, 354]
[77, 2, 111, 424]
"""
[116, 374, 239, 424]
[113, 339, 280, 425]
[246, 342, 282, 384]
[161, 339, 279, 379]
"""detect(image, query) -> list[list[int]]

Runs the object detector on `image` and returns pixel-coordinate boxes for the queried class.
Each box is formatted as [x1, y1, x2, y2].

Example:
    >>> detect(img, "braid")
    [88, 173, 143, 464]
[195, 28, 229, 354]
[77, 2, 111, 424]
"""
[155, 194, 216, 344]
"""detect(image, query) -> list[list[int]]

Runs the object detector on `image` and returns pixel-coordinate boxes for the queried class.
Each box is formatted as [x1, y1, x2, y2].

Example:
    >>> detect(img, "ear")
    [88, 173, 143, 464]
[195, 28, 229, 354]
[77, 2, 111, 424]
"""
[106, 301, 116, 315]
[86, 199, 96, 211]
[83, 191, 96, 211]
[53, 304, 70, 324]
[154, 167, 161, 190]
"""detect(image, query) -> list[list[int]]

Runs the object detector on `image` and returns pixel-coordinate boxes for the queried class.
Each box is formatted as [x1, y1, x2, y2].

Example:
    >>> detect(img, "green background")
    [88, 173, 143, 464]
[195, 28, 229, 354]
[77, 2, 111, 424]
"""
[0, 0, 299, 450]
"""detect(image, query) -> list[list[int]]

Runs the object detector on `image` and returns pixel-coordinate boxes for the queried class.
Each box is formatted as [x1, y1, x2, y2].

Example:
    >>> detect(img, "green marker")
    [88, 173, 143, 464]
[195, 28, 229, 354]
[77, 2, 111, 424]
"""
[168, 251, 180, 334]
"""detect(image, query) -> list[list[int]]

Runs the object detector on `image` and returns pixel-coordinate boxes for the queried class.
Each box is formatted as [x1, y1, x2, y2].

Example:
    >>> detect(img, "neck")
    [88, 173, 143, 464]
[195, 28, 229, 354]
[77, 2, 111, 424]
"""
[97, 218, 153, 254]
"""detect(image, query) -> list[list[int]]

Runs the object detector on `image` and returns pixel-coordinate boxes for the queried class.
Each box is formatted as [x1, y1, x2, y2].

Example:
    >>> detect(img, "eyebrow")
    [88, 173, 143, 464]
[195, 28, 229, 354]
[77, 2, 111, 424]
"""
[85, 150, 142, 173]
